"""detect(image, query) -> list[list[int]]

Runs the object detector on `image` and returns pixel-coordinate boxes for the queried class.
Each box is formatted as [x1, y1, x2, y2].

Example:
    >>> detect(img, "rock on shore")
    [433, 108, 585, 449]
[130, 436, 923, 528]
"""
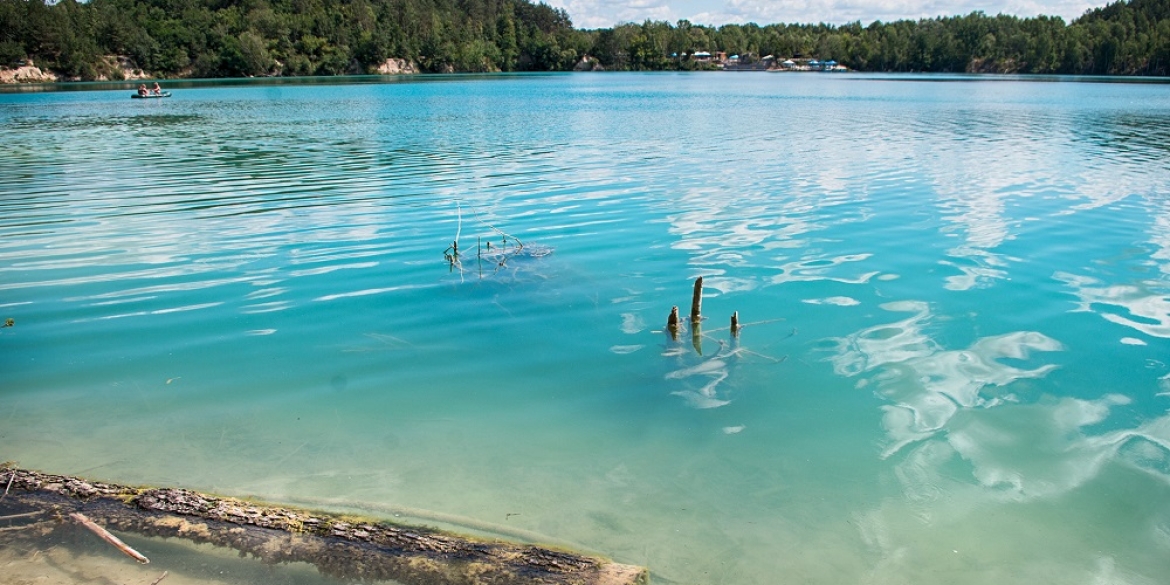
[0, 60, 58, 84]
[0, 56, 153, 84]
[376, 58, 419, 74]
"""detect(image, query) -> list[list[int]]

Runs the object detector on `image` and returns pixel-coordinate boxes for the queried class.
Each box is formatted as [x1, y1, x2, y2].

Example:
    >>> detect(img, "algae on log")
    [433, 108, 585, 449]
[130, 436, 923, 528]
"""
[0, 466, 647, 585]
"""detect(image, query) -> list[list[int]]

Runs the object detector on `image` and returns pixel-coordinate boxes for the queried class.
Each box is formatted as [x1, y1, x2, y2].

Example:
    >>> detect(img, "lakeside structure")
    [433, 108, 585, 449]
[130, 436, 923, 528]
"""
[683, 52, 848, 71]
[774, 58, 849, 71]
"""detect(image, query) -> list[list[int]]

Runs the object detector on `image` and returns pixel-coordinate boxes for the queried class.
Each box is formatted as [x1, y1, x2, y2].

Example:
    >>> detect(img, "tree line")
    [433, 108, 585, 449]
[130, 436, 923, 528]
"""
[1, 0, 1167, 79]
[0, 0, 584, 78]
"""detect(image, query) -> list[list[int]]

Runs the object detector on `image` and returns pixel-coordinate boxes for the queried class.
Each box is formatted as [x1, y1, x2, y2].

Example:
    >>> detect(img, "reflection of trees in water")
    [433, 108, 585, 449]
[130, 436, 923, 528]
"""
[1073, 112, 1170, 165]
[1063, 112, 1170, 213]
[927, 103, 1170, 292]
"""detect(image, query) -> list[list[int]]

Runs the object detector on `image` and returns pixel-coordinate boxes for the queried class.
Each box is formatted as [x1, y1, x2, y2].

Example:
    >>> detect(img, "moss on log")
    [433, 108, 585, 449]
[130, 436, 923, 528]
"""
[0, 465, 647, 585]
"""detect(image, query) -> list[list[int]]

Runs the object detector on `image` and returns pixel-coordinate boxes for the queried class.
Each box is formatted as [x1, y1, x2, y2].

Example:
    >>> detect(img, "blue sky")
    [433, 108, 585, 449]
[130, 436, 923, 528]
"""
[546, 0, 1103, 29]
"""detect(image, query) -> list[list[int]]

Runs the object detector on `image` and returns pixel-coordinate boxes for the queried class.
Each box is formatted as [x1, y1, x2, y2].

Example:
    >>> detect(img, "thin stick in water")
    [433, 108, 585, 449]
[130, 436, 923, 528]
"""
[1, 470, 14, 499]
[470, 207, 523, 250]
[69, 512, 150, 564]
[0, 510, 43, 521]
[0, 520, 53, 533]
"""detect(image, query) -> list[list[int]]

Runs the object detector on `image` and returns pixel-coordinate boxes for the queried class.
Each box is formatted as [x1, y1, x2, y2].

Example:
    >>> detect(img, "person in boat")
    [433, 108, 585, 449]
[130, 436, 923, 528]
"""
[138, 84, 149, 97]
[151, 82, 162, 95]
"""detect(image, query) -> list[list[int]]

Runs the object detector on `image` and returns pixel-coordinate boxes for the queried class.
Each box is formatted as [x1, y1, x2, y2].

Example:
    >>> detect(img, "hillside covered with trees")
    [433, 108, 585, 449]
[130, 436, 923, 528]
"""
[1, 0, 1167, 79]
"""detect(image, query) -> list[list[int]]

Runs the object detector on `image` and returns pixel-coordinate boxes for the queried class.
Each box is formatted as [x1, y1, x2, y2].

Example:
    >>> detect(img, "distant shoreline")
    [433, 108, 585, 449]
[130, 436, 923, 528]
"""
[6, 71, 1170, 94]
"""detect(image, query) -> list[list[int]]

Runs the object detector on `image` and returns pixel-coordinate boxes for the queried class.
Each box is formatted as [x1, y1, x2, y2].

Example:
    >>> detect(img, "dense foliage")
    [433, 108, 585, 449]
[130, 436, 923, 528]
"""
[1, 0, 1167, 79]
[0, 0, 582, 77]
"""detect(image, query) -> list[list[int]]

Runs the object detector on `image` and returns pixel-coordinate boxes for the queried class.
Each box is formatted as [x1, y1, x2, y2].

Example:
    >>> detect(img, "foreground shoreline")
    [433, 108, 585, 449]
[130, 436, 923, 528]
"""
[0, 465, 647, 585]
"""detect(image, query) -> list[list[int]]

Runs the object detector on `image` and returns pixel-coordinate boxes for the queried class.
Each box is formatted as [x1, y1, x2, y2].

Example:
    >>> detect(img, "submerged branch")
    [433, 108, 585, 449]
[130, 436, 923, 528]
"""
[0, 510, 43, 521]
[702, 317, 788, 334]
[0, 520, 54, 533]
[70, 512, 150, 564]
[470, 206, 523, 250]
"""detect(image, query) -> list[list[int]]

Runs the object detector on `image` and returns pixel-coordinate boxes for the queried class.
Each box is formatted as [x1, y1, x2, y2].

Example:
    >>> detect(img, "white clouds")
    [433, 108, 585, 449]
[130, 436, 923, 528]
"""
[552, 0, 676, 28]
[548, 0, 1101, 29]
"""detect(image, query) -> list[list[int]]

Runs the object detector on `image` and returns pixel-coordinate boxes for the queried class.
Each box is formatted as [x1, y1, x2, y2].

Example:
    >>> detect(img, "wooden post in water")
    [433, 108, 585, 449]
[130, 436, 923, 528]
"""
[690, 277, 703, 324]
[731, 311, 740, 338]
[666, 306, 681, 340]
[689, 277, 704, 354]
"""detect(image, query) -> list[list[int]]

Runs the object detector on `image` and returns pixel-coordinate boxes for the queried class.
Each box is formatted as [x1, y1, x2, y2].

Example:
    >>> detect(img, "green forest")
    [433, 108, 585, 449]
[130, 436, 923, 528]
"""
[1, 0, 1168, 79]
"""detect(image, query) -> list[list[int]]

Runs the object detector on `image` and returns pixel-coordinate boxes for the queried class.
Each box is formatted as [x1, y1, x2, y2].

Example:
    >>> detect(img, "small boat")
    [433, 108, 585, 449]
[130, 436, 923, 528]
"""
[131, 92, 171, 99]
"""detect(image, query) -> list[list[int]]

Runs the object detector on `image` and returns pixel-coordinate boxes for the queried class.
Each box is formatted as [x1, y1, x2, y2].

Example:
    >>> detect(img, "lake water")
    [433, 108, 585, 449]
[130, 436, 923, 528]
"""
[2, 72, 1170, 584]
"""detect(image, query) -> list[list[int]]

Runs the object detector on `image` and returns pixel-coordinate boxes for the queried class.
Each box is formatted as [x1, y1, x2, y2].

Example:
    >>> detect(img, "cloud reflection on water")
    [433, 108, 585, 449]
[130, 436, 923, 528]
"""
[1151, 199, 1170, 277]
[831, 300, 1064, 458]
[1055, 272, 1170, 339]
[832, 297, 1170, 493]
[936, 187, 1014, 291]
[663, 175, 870, 295]
[837, 300, 1170, 583]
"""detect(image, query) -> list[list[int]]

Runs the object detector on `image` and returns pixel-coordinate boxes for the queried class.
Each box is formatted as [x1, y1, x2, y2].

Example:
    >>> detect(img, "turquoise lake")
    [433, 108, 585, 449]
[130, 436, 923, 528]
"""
[2, 72, 1170, 584]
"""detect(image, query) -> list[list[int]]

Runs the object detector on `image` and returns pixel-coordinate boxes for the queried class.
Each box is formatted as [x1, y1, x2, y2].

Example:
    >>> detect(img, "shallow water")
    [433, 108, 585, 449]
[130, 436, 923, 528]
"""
[2, 73, 1170, 584]
[0, 506, 358, 585]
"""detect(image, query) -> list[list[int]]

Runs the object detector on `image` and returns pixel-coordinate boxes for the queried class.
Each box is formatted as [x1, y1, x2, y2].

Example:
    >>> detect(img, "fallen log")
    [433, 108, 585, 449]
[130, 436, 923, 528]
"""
[0, 465, 647, 585]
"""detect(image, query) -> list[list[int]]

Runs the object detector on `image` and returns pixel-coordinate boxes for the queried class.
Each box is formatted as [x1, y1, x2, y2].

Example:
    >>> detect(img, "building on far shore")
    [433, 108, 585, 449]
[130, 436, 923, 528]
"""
[771, 58, 848, 72]
[672, 52, 846, 72]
